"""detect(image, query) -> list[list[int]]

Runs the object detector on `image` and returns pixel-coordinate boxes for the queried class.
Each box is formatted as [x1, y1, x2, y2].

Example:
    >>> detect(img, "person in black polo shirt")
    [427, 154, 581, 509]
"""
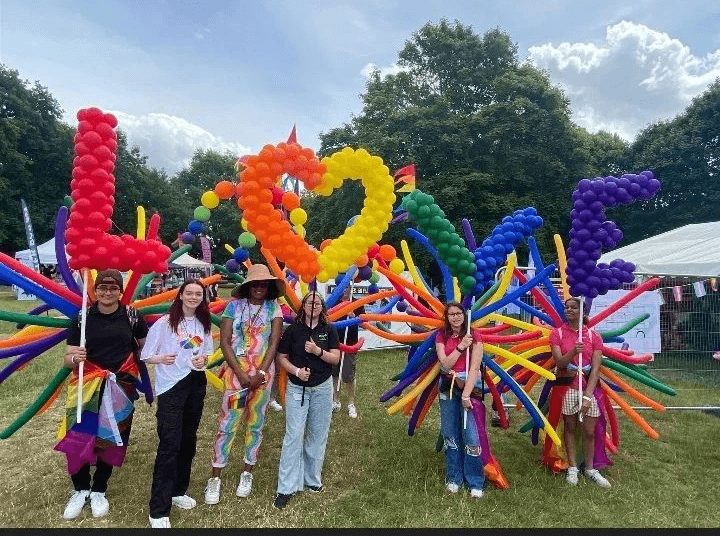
[273, 292, 340, 509]
[56, 269, 148, 521]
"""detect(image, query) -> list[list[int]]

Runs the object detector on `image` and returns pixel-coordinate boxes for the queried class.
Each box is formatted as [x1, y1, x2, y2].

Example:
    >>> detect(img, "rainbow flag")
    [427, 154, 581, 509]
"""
[394, 164, 416, 193]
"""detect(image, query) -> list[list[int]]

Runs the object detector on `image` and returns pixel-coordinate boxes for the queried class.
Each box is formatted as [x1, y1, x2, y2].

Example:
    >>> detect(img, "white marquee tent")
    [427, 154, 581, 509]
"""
[14, 238, 58, 265]
[598, 222, 720, 278]
[169, 253, 211, 268]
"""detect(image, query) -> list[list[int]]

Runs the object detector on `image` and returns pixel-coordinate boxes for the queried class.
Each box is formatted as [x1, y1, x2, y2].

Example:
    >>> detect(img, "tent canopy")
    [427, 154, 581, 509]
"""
[14, 238, 58, 265]
[598, 222, 720, 277]
[169, 252, 211, 268]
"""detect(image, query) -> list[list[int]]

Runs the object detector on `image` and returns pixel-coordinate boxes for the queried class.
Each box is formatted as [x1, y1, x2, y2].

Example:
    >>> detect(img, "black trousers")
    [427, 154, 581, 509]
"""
[149, 371, 206, 518]
[71, 460, 114, 492]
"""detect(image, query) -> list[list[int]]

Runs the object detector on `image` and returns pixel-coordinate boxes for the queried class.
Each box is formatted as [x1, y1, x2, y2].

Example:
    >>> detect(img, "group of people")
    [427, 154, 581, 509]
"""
[59, 265, 349, 527]
[57, 265, 611, 528]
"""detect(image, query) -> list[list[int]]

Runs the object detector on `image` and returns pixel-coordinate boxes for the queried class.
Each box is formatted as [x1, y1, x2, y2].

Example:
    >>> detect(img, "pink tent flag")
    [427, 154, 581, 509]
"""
[672, 286, 683, 302]
[693, 281, 706, 298]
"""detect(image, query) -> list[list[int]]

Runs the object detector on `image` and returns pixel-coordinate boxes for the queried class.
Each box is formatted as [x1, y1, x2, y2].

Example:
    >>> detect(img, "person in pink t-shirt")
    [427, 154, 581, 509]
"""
[434, 301, 485, 498]
[548, 297, 610, 488]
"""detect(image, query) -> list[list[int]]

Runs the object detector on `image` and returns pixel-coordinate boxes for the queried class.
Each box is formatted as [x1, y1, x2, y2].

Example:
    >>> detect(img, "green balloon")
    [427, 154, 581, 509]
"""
[418, 205, 431, 218]
[402, 198, 418, 213]
[194, 206, 211, 222]
[438, 230, 451, 243]
[238, 232, 256, 248]
[369, 272, 380, 284]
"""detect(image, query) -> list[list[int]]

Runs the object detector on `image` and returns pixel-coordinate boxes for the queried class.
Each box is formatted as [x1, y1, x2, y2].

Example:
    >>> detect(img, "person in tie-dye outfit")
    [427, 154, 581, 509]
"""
[204, 264, 283, 504]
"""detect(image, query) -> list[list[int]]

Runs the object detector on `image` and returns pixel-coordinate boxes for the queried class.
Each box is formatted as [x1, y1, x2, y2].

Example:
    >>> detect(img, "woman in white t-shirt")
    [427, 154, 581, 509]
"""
[141, 279, 214, 528]
[204, 264, 283, 504]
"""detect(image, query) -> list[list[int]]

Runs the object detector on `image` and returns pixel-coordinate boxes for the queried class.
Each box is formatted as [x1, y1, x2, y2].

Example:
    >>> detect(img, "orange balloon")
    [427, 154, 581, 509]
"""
[320, 239, 332, 251]
[379, 244, 396, 261]
[215, 180, 235, 199]
[282, 192, 301, 211]
[355, 254, 369, 267]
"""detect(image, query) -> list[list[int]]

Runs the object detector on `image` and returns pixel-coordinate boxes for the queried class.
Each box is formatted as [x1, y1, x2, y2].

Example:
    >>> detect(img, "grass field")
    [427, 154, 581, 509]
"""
[0, 289, 719, 528]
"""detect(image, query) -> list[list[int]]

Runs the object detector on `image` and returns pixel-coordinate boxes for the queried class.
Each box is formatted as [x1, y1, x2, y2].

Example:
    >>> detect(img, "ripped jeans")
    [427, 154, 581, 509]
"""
[439, 390, 485, 491]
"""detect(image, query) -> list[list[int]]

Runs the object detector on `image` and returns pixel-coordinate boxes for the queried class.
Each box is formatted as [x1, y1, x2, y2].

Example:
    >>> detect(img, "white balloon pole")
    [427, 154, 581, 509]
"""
[76, 268, 89, 424]
[578, 297, 584, 424]
[337, 281, 353, 393]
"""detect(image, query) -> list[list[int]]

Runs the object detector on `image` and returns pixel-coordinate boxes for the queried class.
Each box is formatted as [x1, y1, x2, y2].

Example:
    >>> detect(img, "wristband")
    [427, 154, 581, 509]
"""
[461, 396, 470, 400]
[582, 395, 592, 401]
[295, 367, 300, 377]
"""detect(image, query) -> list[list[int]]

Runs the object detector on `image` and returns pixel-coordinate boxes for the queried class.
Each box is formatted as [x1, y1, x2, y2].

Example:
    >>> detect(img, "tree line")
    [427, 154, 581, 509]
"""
[2, 20, 718, 267]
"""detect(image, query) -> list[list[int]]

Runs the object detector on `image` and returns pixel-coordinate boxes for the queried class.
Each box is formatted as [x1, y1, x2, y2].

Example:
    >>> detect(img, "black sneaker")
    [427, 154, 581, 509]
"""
[273, 493, 293, 509]
[306, 485, 323, 493]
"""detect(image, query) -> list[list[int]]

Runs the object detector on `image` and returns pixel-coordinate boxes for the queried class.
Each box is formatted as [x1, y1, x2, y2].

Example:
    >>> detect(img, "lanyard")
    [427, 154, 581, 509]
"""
[238, 301, 265, 350]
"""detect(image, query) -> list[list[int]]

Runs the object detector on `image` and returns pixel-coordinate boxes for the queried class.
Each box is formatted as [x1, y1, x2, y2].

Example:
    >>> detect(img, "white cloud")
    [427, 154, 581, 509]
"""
[360, 62, 408, 79]
[108, 112, 251, 175]
[529, 21, 720, 140]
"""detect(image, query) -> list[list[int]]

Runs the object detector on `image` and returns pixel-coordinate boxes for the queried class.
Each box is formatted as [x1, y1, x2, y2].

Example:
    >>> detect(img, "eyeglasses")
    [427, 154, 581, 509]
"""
[447, 312, 464, 317]
[96, 285, 121, 293]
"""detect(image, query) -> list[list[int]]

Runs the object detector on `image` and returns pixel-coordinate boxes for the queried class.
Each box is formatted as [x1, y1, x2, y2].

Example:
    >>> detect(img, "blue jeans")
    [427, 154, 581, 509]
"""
[439, 390, 485, 491]
[276, 378, 333, 495]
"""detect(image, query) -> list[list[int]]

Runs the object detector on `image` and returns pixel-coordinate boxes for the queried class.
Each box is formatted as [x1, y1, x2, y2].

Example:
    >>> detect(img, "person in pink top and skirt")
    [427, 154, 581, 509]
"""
[548, 297, 611, 488]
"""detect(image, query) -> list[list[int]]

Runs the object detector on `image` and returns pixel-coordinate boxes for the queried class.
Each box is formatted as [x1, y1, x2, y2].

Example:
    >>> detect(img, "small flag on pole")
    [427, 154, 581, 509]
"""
[672, 286, 683, 302]
[711, 278, 718, 291]
[656, 289, 664, 306]
[394, 164, 416, 192]
[693, 281, 706, 298]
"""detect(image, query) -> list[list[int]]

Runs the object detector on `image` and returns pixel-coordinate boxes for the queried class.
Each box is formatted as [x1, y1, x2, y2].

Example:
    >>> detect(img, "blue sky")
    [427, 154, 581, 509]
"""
[2, 1, 719, 174]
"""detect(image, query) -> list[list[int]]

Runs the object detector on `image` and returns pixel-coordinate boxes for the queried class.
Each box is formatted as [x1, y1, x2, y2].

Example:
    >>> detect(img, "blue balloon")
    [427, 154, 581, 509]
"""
[188, 220, 203, 234]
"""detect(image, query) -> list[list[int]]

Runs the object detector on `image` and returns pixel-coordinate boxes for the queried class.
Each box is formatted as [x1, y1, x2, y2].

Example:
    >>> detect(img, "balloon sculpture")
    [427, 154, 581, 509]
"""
[0, 110, 675, 495]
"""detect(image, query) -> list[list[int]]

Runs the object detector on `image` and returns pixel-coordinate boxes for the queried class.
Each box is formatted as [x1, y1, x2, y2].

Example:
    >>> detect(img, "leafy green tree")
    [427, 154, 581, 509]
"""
[167, 149, 241, 263]
[616, 79, 720, 244]
[0, 65, 73, 253]
[312, 21, 610, 264]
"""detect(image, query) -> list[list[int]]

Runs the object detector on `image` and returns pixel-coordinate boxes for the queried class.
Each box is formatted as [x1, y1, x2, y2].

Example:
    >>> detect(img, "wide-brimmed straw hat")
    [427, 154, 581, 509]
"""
[232, 264, 281, 299]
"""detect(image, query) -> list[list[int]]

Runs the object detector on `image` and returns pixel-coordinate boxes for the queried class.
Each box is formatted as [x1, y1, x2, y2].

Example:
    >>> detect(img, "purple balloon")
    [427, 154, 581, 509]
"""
[591, 181, 605, 194]
[225, 259, 240, 273]
[578, 179, 592, 193]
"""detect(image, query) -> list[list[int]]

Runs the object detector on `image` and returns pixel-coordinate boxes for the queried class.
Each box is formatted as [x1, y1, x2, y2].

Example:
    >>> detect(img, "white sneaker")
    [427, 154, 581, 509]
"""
[470, 488, 484, 499]
[149, 515, 171, 528]
[347, 403, 357, 418]
[204, 477, 221, 505]
[63, 489, 89, 520]
[171, 494, 196, 509]
[566, 466, 579, 485]
[269, 399, 283, 412]
[585, 469, 611, 488]
[236, 471, 253, 498]
[332, 401, 341, 413]
[89, 491, 109, 518]
[446, 482, 460, 494]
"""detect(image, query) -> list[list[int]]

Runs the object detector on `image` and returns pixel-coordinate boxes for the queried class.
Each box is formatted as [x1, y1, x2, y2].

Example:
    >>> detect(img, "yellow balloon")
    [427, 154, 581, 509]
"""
[201, 191, 220, 209]
[389, 258, 405, 274]
[290, 208, 308, 226]
[295, 224, 306, 238]
[241, 218, 248, 231]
